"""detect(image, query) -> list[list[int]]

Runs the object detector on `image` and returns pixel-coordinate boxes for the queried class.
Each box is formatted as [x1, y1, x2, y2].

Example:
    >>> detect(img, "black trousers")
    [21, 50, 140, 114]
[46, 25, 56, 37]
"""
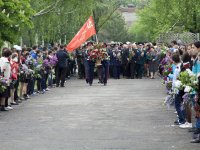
[122, 63, 130, 78]
[135, 64, 143, 78]
[56, 66, 67, 86]
[37, 78, 42, 91]
[102, 60, 109, 84]
[88, 60, 95, 85]
[14, 79, 19, 100]
[77, 61, 85, 78]
[130, 62, 136, 79]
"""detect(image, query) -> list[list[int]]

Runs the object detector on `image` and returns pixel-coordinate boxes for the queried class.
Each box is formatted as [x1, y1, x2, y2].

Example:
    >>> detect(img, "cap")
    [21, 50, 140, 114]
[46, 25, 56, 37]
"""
[13, 45, 22, 51]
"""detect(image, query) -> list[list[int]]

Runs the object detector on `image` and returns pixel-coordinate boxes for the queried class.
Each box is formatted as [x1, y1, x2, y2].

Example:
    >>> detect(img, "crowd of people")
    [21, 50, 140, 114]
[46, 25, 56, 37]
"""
[0, 44, 77, 112]
[76, 41, 162, 83]
[0, 41, 162, 113]
[1, 40, 200, 143]
[159, 41, 200, 143]
[76, 40, 200, 143]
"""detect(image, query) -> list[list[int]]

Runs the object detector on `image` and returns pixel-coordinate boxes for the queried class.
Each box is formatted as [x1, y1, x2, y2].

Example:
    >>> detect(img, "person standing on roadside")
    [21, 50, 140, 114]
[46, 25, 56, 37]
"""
[56, 45, 69, 87]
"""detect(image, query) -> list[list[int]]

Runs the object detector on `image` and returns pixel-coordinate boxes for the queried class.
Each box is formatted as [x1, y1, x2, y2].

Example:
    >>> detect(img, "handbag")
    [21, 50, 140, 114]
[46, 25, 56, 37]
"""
[10, 80, 17, 89]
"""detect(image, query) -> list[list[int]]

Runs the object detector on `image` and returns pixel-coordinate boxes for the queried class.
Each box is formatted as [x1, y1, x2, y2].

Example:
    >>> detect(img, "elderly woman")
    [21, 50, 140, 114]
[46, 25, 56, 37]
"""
[0, 48, 12, 111]
[147, 46, 158, 79]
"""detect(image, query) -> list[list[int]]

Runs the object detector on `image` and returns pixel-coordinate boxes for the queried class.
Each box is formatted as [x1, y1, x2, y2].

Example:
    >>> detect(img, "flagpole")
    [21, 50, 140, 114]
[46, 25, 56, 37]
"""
[95, 34, 99, 44]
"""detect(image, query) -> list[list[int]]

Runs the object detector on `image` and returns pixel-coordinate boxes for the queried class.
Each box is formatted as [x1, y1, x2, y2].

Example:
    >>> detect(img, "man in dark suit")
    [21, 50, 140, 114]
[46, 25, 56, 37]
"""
[76, 47, 85, 79]
[121, 44, 130, 78]
[56, 45, 69, 87]
[135, 43, 146, 79]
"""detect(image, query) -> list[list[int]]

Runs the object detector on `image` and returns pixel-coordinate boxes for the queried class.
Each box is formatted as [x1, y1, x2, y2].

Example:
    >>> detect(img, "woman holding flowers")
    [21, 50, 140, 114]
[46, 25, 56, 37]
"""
[19, 50, 31, 100]
[47, 50, 58, 87]
[148, 46, 158, 79]
[172, 54, 186, 125]
[10, 53, 19, 105]
[0, 48, 12, 111]
[36, 51, 46, 93]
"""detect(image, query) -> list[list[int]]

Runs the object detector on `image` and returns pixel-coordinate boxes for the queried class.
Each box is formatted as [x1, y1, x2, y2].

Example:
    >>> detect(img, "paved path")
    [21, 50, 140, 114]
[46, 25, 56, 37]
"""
[0, 78, 199, 150]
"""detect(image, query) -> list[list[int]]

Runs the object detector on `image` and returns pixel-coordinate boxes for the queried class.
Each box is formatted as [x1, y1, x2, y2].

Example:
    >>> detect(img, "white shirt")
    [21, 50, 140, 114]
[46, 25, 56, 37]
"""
[0, 57, 11, 81]
[172, 63, 181, 89]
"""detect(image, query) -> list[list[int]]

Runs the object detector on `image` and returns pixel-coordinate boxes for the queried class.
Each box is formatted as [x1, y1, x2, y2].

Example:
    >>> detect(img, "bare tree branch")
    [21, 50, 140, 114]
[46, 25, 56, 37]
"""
[33, 0, 61, 17]
[97, 2, 121, 32]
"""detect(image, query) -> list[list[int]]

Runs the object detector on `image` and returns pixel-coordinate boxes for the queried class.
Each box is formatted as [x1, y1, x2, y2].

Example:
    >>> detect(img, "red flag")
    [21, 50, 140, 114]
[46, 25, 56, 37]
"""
[66, 16, 96, 52]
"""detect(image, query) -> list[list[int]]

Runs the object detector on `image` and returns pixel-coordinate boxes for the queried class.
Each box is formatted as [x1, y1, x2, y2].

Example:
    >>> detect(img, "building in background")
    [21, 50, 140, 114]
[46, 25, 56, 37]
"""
[119, 5, 138, 27]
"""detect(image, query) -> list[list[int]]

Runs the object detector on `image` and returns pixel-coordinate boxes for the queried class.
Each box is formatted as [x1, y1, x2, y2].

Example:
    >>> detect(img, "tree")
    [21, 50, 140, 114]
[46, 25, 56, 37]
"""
[0, 0, 34, 47]
[98, 12, 131, 42]
[1, 0, 134, 46]
[130, 0, 200, 41]
[20, 0, 126, 46]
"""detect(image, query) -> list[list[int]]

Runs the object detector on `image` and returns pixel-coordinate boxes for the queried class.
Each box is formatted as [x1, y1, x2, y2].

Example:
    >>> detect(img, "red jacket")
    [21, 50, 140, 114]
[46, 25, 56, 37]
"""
[10, 60, 19, 80]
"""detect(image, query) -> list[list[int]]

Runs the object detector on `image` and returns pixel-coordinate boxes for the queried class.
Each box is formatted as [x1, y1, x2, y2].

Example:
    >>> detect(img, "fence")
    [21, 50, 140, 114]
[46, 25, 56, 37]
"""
[157, 32, 200, 45]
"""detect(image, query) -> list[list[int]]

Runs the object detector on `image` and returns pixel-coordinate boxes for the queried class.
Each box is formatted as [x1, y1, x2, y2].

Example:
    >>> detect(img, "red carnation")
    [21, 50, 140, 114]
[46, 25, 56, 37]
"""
[168, 68, 172, 72]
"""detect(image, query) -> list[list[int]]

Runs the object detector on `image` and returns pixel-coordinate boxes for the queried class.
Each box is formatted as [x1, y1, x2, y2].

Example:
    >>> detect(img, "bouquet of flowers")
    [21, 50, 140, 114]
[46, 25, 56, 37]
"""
[49, 55, 58, 67]
[88, 43, 110, 62]
[100, 49, 110, 61]
[182, 92, 195, 104]
[175, 69, 198, 103]
[43, 59, 51, 69]
[163, 64, 173, 80]
[25, 56, 37, 69]
[20, 64, 33, 75]
[166, 81, 172, 91]
[33, 65, 42, 79]
[37, 57, 43, 65]
[178, 69, 198, 93]
[164, 93, 175, 109]
[161, 64, 173, 93]
[0, 75, 7, 93]
[88, 49, 98, 61]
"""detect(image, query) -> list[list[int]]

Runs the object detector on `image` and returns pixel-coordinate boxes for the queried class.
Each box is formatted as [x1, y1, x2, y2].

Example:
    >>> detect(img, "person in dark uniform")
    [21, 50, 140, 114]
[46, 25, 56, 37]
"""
[121, 45, 130, 78]
[112, 48, 121, 79]
[144, 44, 151, 77]
[129, 49, 137, 79]
[70, 54, 76, 76]
[101, 47, 110, 85]
[84, 42, 93, 84]
[87, 58, 95, 86]
[135, 43, 146, 79]
[76, 47, 85, 79]
[107, 44, 114, 78]
[56, 45, 69, 87]
[101, 59, 109, 85]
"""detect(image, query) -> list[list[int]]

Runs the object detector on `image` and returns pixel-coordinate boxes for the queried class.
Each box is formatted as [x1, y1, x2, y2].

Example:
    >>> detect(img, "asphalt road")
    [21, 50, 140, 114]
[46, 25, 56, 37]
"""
[0, 78, 199, 150]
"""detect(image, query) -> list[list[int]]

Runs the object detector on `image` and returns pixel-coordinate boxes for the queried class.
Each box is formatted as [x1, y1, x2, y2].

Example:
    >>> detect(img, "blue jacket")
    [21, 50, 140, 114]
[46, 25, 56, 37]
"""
[121, 48, 129, 64]
[192, 59, 200, 75]
[136, 49, 146, 64]
[56, 50, 69, 68]
[30, 51, 37, 60]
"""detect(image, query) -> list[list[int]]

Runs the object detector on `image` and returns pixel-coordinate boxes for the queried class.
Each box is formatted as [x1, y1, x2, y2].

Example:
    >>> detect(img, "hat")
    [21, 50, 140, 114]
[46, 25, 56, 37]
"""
[13, 45, 22, 51]
[138, 42, 144, 45]
[110, 41, 115, 45]
[86, 41, 93, 46]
